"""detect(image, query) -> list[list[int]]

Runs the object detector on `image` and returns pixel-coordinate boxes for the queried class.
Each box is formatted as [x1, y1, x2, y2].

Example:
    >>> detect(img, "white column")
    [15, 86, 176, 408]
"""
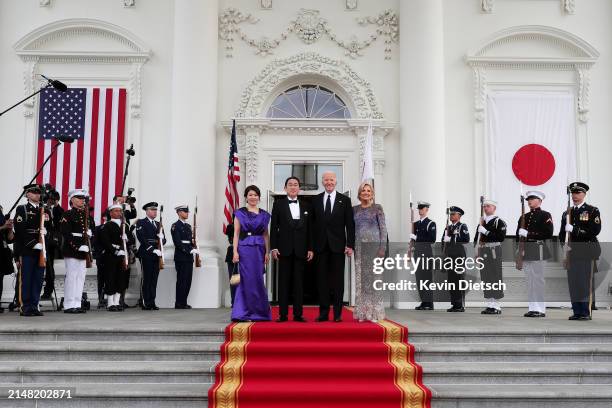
[159, 0, 221, 308]
[399, 0, 446, 239]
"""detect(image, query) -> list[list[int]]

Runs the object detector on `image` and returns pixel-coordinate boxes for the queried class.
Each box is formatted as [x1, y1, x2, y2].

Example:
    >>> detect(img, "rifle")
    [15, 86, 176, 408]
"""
[516, 193, 526, 271]
[121, 211, 129, 271]
[562, 186, 572, 270]
[84, 197, 93, 268]
[37, 205, 47, 267]
[193, 197, 202, 268]
[475, 195, 485, 257]
[408, 191, 414, 258]
[441, 201, 450, 256]
[158, 205, 165, 270]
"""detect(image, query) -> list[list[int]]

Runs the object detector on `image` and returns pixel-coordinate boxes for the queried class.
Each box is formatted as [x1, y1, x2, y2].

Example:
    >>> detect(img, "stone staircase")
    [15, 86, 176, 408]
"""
[0, 325, 223, 407]
[410, 327, 612, 408]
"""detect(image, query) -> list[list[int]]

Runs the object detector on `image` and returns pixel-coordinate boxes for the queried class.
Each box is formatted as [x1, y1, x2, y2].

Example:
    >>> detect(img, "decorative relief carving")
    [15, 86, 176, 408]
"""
[244, 130, 260, 184]
[260, 0, 272, 10]
[576, 68, 590, 123]
[481, 0, 494, 13]
[219, 7, 398, 60]
[472, 67, 486, 122]
[563, 0, 575, 14]
[40, 0, 51, 6]
[346, 0, 358, 11]
[236, 52, 383, 119]
[123, 0, 135, 7]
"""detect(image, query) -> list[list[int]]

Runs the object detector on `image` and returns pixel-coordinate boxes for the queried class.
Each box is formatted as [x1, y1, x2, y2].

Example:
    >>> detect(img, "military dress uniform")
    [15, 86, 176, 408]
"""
[42, 197, 63, 299]
[441, 207, 470, 312]
[559, 182, 601, 320]
[516, 191, 554, 317]
[171, 205, 196, 309]
[475, 202, 507, 314]
[100, 206, 128, 311]
[60, 190, 95, 313]
[412, 202, 437, 310]
[0, 206, 15, 311]
[136, 202, 166, 310]
[13, 185, 52, 316]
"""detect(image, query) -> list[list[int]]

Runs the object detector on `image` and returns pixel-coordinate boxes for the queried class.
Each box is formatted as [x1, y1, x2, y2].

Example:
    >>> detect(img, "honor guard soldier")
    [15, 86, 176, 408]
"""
[171, 205, 199, 309]
[442, 206, 470, 312]
[516, 191, 554, 318]
[13, 184, 52, 316]
[136, 202, 166, 310]
[41, 189, 63, 300]
[559, 182, 601, 321]
[100, 204, 129, 311]
[0, 206, 15, 312]
[475, 199, 507, 314]
[60, 189, 94, 314]
[412, 201, 437, 310]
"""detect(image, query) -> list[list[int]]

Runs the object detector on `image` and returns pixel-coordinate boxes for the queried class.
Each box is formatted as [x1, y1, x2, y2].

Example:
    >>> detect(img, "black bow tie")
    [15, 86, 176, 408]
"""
[288, 200, 298, 204]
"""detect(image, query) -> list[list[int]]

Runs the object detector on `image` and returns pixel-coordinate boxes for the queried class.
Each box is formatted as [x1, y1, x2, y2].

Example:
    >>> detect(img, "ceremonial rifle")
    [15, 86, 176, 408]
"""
[84, 196, 93, 268]
[441, 201, 450, 256]
[158, 205, 165, 270]
[37, 205, 47, 267]
[563, 186, 572, 270]
[121, 211, 129, 271]
[193, 197, 202, 268]
[408, 191, 414, 258]
[474, 195, 485, 258]
[516, 193, 526, 271]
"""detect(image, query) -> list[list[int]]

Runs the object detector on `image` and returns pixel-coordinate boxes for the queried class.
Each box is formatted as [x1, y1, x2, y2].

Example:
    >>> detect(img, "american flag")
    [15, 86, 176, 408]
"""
[36, 87, 127, 224]
[222, 119, 240, 234]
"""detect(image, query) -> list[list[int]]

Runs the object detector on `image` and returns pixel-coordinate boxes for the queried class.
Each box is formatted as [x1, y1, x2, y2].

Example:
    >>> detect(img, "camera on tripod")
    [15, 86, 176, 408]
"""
[126, 187, 136, 205]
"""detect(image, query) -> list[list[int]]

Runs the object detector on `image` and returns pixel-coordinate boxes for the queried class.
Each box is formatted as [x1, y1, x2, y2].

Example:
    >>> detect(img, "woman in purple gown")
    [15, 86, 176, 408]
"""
[231, 185, 272, 322]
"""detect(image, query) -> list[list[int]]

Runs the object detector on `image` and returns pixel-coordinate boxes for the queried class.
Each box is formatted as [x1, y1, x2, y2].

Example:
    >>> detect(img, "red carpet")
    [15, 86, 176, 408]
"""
[209, 307, 431, 408]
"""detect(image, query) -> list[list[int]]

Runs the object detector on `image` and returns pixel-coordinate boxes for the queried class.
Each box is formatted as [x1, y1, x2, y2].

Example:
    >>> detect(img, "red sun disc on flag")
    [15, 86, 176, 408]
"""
[512, 144, 555, 186]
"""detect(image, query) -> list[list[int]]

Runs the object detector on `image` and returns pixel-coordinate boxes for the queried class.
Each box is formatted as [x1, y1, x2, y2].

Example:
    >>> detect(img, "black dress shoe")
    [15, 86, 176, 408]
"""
[32, 310, 44, 316]
[415, 304, 434, 311]
[293, 317, 307, 322]
[276, 317, 288, 323]
[315, 316, 329, 322]
[141, 305, 152, 310]
[334, 317, 343, 322]
[569, 315, 591, 321]
[526, 311, 545, 318]
[64, 308, 78, 314]
[151, 305, 160, 311]
[20, 311, 33, 317]
[482, 308, 501, 315]
[591, 305, 598, 311]
[175, 305, 188, 309]
[107, 305, 117, 312]
[447, 306, 465, 312]
[76, 308, 86, 314]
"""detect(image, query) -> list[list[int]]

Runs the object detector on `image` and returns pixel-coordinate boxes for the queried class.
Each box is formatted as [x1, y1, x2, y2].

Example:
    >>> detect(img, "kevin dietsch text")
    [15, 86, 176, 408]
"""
[373, 279, 507, 292]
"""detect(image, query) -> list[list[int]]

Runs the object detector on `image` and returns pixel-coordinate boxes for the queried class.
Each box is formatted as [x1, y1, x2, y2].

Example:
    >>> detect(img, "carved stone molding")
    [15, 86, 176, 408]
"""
[123, 0, 135, 7]
[236, 52, 383, 119]
[244, 129, 260, 184]
[346, 0, 358, 11]
[576, 68, 590, 123]
[40, 0, 51, 6]
[481, 0, 576, 14]
[219, 7, 398, 60]
[467, 25, 598, 122]
[14, 18, 151, 118]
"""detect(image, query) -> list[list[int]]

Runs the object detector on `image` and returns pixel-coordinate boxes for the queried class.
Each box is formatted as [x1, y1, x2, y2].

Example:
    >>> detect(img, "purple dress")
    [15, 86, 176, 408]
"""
[231, 208, 272, 321]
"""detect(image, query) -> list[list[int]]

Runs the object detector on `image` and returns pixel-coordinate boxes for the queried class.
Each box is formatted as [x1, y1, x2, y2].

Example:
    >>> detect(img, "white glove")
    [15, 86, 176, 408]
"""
[518, 228, 528, 238]
[33, 243, 43, 250]
[40, 227, 47, 236]
[87, 229, 93, 237]
[190, 249, 199, 255]
[122, 234, 128, 240]
[157, 233, 164, 240]
[409, 234, 417, 241]
[565, 224, 574, 233]
[443, 235, 451, 243]
[116, 250, 126, 256]
[78, 245, 89, 252]
[153, 249, 162, 257]
[478, 225, 489, 235]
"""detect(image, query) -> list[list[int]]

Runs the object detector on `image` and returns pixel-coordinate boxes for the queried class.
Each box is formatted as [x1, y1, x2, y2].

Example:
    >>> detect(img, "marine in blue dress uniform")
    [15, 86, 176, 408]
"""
[136, 202, 166, 310]
[411, 201, 437, 310]
[559, 182, 601, 321]
[13, 184, 52, 316]
[171, 205, 199, 309]
[441, 206, 470, 312]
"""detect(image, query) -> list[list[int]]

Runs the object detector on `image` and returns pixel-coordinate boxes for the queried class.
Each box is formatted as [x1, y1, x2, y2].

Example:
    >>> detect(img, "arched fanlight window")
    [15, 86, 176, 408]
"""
[266, 85, 350, 119]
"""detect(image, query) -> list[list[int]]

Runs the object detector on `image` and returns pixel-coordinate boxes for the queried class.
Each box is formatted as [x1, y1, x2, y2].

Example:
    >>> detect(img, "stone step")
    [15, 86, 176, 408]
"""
[0, 330, 226, 343]
[429, 384, 612, 408]
[415, 343, 612, 362]
[0, 361, 217, 384]
[0, 383, 208, 408]
[421, 362, 612, 384]
[0, 342, 222, 362]
[409, 331, 612, 344]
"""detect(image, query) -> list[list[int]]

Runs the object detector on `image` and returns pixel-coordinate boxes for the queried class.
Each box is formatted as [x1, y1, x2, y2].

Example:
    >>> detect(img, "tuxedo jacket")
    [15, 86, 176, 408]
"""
[311, 191, 355, 253]
[270, 197, 313, 259]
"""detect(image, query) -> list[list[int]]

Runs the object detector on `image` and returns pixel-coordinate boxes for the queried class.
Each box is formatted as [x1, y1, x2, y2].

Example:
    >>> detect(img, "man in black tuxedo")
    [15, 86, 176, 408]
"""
[312, 171, 355, 322]
[270, 177, 313, 323]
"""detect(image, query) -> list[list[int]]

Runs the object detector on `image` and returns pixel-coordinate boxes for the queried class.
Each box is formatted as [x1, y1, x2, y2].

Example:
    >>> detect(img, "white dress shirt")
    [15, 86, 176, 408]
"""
[323, 190, 337, 211]
[287, 196, 300, 220]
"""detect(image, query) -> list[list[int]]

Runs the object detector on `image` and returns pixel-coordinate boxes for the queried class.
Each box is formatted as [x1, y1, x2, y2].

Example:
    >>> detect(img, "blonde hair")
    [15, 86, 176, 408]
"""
[357, 182, 375, 204]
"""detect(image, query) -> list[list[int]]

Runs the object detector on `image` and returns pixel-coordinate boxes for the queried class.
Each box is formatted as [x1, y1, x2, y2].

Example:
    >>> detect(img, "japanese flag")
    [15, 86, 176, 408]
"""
[486, 91, 577, 232]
